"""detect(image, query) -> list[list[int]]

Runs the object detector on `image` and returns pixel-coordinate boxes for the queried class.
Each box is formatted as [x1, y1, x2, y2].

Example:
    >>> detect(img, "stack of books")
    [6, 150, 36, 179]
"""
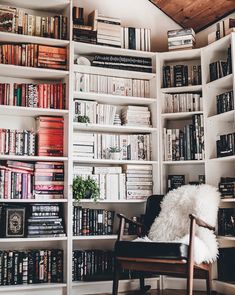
[122, 27, 151, 51]
[167, 175, 185, 191]
[73, 165, 93, 178]
[164, 93, 202, 113]
[74, 73, 150, 97]
[91, 54, 152, 73]
[73, 207, 115, 236]
[208, 18, 235, 44]
[0, 248, 63, 285]
[0, 4, 67, 39]
[0, 83, 10, 104]
[37, 45, 67, 70]
[216, 132, 235, 158]
[0, 161, 34, 200]
[123, 164, 153, 199]
[0, 128, 35, 156]
[27, 203, 66, 238]
[216, 90, 234, 114]
[121, 106, 151, 127]
[34, 162, 64, 200]
[163, 114, 204, 161]
[167, 28, 195, 51]
[36, 116, 64, 157]
[162, 64, 201, 87]
[73, 133, 96, 159]
[219, 177, 235, 198]
[88, 10, 121, 48]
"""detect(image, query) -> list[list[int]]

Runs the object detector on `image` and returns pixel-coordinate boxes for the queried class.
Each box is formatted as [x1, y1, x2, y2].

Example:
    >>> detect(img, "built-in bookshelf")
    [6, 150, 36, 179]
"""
[0, 0, 234, 294]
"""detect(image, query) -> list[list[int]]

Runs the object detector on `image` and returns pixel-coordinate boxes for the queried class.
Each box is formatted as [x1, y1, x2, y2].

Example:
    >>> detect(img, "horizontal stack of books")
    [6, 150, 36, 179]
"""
[34, 162, 64, 200]
[0, 248, 63, 285]
[208, 18, 235, 44]
[123, 164, 153, 199]
[0, 44, 67, 70]
[0, 161, 34, 199]
[164, 93, 202, 113]
[219, 177, 235, 198]
[121, 106, 151, 127]
[73, 100, 117, 125]
[162, 64, 201, 87]
[73, 133, 96, 159]
[122, 27, 151, 51]
[73, 207, 115, 236]
[27, 203, 65, 238]
[0, 4, 67, 39]
[167, 28, 195, 51]
[216, 90, 234, 114]
[72, 249, 114, 281]
[36, 116, 64, 157]
[91, 54, 152, 73]
[209, 45, 232, 81]
[73, 166, 126, 201]
[88, 10, 121, 48]
[167, 175, 185, 191]
[216, 133, 235, 158]
[218, 208, 235, 236]
[75, 72, 150, 97]
[163, 114, 204, 161]
[0, 128, 35, 156]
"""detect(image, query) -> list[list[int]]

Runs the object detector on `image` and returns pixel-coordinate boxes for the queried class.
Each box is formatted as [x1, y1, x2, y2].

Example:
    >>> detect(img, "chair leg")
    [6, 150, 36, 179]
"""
[206, 269, 212, 295]
[112, 259, 120, 295]
[187, 263, 194, 295]
[139, 276, 151, 293]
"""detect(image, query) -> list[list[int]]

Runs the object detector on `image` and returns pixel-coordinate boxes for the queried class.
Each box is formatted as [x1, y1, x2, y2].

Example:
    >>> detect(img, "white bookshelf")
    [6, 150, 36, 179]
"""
[0, 0, 234, 294]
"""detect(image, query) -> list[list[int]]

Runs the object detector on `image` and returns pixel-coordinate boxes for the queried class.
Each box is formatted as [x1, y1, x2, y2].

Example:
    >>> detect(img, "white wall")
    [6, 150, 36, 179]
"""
[74, 0, 182, 52]
[195, 12, 235, 48]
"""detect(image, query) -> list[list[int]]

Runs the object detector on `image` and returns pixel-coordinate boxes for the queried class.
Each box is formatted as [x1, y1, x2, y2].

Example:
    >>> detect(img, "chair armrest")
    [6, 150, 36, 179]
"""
[189, 214, 215, 231]
[116, 213, 145, 241]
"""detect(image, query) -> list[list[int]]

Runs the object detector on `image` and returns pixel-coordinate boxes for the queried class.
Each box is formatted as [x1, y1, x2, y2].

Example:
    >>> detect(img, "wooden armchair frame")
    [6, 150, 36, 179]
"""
[113, 213, 215, 295]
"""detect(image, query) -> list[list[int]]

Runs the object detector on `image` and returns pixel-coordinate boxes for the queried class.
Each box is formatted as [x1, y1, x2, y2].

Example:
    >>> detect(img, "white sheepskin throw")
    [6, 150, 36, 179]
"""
[148, 184, 220, 264]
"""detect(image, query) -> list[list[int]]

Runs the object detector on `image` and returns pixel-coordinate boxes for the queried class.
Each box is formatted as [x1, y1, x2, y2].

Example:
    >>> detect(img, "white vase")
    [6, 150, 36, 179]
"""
[110, 152, 121, 160]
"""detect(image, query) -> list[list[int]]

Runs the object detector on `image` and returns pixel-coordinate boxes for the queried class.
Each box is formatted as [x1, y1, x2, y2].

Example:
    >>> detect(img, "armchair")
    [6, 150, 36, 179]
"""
[113, 185, 220, 295]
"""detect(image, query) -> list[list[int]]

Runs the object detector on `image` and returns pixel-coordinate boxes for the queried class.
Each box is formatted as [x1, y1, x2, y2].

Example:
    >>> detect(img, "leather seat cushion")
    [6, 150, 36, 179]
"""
[115, 241, 188, 260]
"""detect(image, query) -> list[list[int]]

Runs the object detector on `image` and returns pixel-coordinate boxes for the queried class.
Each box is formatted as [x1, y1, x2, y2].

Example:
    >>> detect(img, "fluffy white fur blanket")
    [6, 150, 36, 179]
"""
[136, 185, 220, 264]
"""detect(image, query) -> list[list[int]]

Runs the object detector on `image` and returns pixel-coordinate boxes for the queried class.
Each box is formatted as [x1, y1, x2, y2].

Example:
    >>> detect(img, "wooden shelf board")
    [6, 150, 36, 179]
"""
[73, 235, 118, 241]
[0, 31, 69, 47]
[161, 85, 202, 93]
[206, 74, 233, 89]
[163, 160, 205, 165]
[0, 199, 67, 203]
[161, 111, 203, 120]
[0, 237, 67, 242]
[0, 155, 68, 161]
[0, 64, 69, 79]
[74, 199, 146, 204]
[159, 48, 201, 61]
[0, 0, 69, 11]
[73, 158, 158, 165]
[0, 106, 68, 117]
[220, 198, 235, 203]
[209, 155, 235, 162]
[74, 41, 155, 58]
[207, 110, 235, 122]
[73, 123, 157, 133]
[73, 65, 156, 80]
[0, 283, 67, 292]
[217, 236, 235, 241]
[74, 91, 156, 105]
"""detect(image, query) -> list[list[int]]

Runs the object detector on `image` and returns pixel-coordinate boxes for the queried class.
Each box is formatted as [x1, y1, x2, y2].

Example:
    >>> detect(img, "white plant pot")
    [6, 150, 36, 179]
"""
[110, 152, 121, 160]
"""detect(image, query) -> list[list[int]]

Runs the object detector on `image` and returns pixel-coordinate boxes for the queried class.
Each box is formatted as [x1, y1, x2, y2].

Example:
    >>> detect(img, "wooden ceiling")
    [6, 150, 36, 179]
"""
[149, 0, 235, 32]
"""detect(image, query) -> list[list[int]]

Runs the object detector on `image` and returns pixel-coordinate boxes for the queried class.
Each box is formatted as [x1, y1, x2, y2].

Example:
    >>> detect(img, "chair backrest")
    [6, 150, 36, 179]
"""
[143, 194, 164, 234]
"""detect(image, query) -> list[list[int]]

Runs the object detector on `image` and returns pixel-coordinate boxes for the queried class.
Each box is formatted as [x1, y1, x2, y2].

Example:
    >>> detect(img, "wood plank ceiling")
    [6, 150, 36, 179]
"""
[149, 0, 235, 32]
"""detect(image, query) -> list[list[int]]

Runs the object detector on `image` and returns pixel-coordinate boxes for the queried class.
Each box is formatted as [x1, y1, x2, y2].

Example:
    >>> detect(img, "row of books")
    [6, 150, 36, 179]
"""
[162, 64, 201, 88]
[167, 174, 205, 191]
[219, 177, 235, 198]
[75, 72, 151, 98]
[72, 250, 114, 281]
[209, 45, 232, 81]
[216, 90, 234, 114]
[121, 106, 151, 127]
[0, 161, 64, 200]
[0, 249, 63, 285]
[124, 215, 144, 235]
[0, 44, 67, 70]
[167, 28, 195, 51]
[163, 114, 204, 161]
[0, 5, 67, 39]
[91, 54, 152, 73]
[73, 132, 151, 161]
[0, 129, 35, 156]
[216, 132, 235, 158]
[73, 207, 114, 236]
[122, 27, 151, 51]
[0, 83, 66, 109]
[208, 18, 235, 44]
[217, 248, 235, 281]
[164, 93, 202, 113]
[218, 208, 235, 236]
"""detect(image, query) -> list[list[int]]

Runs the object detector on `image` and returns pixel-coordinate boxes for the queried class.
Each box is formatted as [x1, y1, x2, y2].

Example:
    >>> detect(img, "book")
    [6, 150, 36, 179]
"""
[167, 175, 185, 191]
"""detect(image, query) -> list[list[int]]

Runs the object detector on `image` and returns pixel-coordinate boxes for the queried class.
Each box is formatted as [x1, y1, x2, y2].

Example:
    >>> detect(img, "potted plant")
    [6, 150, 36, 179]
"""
[73, 176, 100, 202]
[109, 146, 122, 160]
[77, 115, 90, 123]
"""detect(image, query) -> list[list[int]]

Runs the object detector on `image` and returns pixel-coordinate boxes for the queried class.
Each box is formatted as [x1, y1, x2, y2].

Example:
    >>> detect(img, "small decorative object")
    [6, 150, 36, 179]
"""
[113, 113, 121, 126]
[5, 206, 26, 238]
[109, 146, 122, 160]
[73, 176, 100, 202]
[77, 115, 90, 123]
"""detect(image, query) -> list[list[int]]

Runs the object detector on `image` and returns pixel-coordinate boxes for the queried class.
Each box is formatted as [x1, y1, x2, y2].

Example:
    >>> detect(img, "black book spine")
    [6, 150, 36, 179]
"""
[128, 27, 136, 50]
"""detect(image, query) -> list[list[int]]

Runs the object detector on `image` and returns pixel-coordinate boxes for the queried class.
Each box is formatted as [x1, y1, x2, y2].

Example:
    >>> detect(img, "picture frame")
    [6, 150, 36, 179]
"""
[5, 207, 25, 238]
